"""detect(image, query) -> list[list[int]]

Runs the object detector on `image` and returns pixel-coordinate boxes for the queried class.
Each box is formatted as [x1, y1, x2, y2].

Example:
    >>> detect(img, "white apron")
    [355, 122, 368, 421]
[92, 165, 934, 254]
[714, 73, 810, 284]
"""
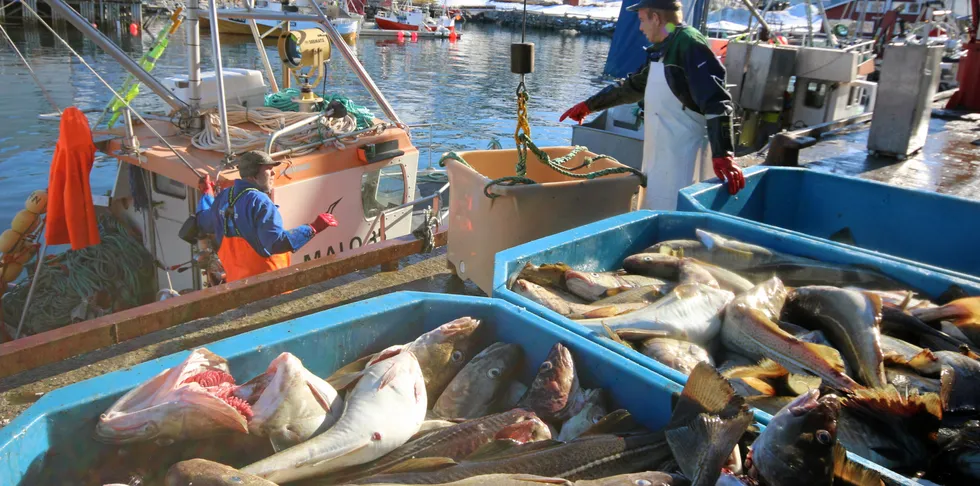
[639, 61, 714, 211]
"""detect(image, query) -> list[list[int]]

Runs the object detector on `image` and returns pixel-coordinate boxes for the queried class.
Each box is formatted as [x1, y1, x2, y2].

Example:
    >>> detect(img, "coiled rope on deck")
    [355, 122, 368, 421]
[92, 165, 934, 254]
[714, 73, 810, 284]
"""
[191, 103, 359, 155]
[1, 215, 156, 337]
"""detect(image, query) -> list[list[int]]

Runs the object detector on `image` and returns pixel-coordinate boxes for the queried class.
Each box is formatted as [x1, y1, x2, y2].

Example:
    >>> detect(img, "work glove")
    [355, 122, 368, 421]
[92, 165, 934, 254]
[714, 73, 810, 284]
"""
[198, 174, 216, 198]
[712, 155, 746, 195]
[309, 213, 339, 235]
[559, 102, 591, 125]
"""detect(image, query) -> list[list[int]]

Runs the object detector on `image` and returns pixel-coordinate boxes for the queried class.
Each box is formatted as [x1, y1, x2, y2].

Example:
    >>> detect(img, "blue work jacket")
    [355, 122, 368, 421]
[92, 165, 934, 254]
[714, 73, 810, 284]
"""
[196, 179, 314, 257]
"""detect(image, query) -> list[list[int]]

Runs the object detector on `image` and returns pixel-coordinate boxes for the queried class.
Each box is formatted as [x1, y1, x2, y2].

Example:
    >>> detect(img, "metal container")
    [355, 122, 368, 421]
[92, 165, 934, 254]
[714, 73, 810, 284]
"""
[444, 147, 643, 294]
[678, 166, 980, 281]
[725, 42, 798, 112]
[868, 44, 943, 158]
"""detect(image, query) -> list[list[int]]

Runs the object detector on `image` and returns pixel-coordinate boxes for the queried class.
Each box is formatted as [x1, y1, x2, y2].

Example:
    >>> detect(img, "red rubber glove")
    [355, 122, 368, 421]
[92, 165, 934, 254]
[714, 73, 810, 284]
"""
[198, 174, 216, 198]
[712, 155, 746, 195]
[559, 102, 591, 125]
[309, 213, 338, 235]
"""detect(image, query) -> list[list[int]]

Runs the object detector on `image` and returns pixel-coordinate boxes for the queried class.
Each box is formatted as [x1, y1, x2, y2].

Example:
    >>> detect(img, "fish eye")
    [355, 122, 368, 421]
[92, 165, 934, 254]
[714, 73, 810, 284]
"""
[816, 429, 832, 445]
[451, 351, 464, 363]
[540, 361, 554, 372]
[635, 480, 652, 486]
[592, 414, 603, 424]
[487, 368, 501, 379]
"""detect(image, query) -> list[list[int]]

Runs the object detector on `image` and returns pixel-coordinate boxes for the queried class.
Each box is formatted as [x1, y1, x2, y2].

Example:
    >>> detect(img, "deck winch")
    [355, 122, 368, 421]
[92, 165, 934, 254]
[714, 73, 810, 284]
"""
[278, 28, 332, 112]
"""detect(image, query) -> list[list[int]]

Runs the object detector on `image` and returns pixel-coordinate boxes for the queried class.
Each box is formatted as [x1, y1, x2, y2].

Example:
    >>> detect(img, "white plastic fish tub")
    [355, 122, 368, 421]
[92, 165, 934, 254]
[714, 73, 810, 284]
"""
[492, 211, 978, 486]
[0, 292, 702, 485]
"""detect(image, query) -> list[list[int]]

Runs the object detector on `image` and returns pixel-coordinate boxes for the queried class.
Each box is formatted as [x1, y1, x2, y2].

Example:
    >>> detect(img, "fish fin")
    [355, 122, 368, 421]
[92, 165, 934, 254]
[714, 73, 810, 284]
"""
[601, 323, 633, 349]
[465, 439, 562, 461]
[843, 385, 943, 439]
[907, 349, 941, 375]
[328, 370, 366, 391]
[510, 476, 573, 485]
[326, 353, 377, 389]
[739, 377, 776, 397]
[616, 329, 673, 341]
[722, 359, 788, 380]
[804, 341, 849, 374]
[669, 362, 738, 428]
[583, 306, 625, 319]
[833, 444, 883, 486]
[381, 457, 458, 474]
[666, 409, 754, 486]
[305, 440, 373, 469]
[581, 409, 644, 436]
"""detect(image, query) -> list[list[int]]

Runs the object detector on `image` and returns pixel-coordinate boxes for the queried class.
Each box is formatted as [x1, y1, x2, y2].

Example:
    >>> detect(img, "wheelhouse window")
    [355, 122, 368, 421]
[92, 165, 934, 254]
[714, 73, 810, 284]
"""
[361, 164, 407, 219]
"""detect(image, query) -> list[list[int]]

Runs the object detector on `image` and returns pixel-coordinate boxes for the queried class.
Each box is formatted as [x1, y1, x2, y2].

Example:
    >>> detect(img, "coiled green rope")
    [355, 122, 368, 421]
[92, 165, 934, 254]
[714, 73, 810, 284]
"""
[264, 89, 376, 130]
[2, 214, 157, 337]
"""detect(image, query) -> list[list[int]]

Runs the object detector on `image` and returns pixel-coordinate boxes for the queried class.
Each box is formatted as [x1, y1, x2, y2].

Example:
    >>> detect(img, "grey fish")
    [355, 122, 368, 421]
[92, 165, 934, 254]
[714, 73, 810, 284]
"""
[781, 286, 886, 388]
[880, 306, 977, 355]
[513, 279, 646, 318]
[720, 278, 862, 393]
[749, 390, 842, 486]
[351, 433, 671, 484]
[433, 343, 524, 420]
[935, 350, 980, 416]
[621, 253, 683, 279]
[643, 239, 706, 256]
[564, 270, 668, 302]
[321, 409, 549, 485]
[678, 260, 720, 288]
[557, 389, 607, 442]
[638, 337, 714, 375]
[515, 262, 573, 290]
[407, 318, 485, 407]
[740, 261, 906, 290]
[165, 459, 276, 486]
[692, 260, 755, 293]
[591, 285, 669, 306]
[913, 297, 980, 348]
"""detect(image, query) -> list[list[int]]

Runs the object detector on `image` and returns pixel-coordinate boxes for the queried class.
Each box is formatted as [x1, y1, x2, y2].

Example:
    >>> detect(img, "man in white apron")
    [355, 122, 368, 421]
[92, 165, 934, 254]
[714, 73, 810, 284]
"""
[560, 0, 745, 210]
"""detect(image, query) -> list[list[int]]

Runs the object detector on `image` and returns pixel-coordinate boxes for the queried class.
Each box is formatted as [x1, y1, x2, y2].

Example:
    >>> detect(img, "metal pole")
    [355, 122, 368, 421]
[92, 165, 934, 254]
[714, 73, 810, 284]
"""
[245, 0, 280, 93]
[206, 0, 233, 157]
[738, 0, 772, 35]
[815, 0, 840, 47]
[308, 0, 405, 128]
[210, 10, 321, 21]
[14, 226, 47, 340]
[854, 0, 871, 39]
[0, 23, 61, 113]
[187, 0, 203, 116]
[40, 0, 187, 112]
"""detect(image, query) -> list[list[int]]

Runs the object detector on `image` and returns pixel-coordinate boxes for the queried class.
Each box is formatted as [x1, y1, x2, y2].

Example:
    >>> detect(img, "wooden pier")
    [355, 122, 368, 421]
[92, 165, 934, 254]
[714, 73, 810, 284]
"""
[1, 0, 151, 30]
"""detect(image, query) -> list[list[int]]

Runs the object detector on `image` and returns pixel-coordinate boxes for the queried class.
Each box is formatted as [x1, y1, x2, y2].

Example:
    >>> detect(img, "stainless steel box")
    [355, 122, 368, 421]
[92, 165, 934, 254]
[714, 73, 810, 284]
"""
[725, 43, 798, 112]
[867, 44, 943, 158]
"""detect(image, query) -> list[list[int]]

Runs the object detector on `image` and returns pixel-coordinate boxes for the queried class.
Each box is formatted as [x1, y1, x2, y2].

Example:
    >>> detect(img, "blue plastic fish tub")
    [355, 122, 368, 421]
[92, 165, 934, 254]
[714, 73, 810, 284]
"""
[678, 165, 980, 282]
[492, 211, 980, 486]
[1, 292, 720, 485]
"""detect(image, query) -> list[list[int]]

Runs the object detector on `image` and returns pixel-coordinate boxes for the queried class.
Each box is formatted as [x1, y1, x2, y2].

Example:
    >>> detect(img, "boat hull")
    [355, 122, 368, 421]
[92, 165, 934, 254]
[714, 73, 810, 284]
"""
[374, 16, 421, 31]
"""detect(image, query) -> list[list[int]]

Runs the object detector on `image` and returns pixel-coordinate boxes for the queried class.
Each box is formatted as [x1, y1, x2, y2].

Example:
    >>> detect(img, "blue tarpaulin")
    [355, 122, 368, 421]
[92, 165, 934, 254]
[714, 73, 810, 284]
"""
[602, 0, 649, 79]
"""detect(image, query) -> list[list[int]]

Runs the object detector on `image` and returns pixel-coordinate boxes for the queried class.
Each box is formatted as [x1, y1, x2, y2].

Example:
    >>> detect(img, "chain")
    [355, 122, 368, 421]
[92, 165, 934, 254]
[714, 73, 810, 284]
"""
[514, 81, 532, 178]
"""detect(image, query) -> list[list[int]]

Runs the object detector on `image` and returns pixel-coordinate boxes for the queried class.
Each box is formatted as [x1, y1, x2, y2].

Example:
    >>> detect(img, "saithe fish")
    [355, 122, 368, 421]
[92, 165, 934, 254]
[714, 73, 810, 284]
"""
[513, 279, 646, 318]
[678, 260, 720, 288]
[323, 409, 549, 485]
[515, 262, 573, 290]
[246, 352, 344, 451]
[590, 285, 668, 306]
[621, 253, 683, 279]
[242, 347, 427, 483]
[407, 318, 484, 407]
[564, 270, 667, 302]
[781, 286, 886, 388]
[355, 472, 688, 485]
[935, 350, 980, 416]
[433, 342, 524, 420]
[557, 389, 607, 441]
[913, 297, 980, 347]
[720, 278, 863, 393]
[740, 261, 905, 290]
[95, 348, 251, 445]
[165, 459, 276, 486]
[638, 337, 714, 375]
[578, 284, 734, 345]
[748, 390, 842, 486]
[518, 343, 581, 423]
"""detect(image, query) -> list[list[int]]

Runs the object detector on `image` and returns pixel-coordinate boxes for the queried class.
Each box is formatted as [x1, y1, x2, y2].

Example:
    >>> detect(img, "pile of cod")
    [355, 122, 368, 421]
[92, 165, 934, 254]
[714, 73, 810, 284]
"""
[98, 314, 872, 486]
[510, 229, 980, 484]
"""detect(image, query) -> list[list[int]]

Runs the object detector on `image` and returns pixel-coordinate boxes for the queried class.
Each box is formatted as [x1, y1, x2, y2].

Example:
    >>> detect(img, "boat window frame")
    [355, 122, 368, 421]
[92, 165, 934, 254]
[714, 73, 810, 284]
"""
[152, 173, 188, 200]
[360, 162, 408, 222]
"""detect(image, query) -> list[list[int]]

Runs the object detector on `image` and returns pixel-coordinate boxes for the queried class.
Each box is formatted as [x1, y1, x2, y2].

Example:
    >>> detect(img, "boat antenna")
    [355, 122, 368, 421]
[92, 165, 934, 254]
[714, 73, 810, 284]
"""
[21, 1, 205, 181]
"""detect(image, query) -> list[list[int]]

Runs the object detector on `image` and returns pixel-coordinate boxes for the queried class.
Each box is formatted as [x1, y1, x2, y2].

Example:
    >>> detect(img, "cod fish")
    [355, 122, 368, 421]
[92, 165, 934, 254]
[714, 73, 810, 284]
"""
[913, 297, 980, 347]
[518, 343, 582, 423]
[564, 269, 668, 302]
[740, 261, 905, 290]
[244, 352, 344, 451]
[95, 348, 251, 445]
[353, 432, 671, 484]
[748, 390, 843, 486]
[557, 389, 607, 441]
[513, 279, 647, 318]
[323, 409, 550, 485]
[165, 459, 276, 486]
[433, 342, 524, 420]
[578, 284, 734, 346]
[242, 347, 427, 483]
[515, 262, 573, 289]
[782, 286, 887, 388]
[721, 277, 863, 393]
[935, 350, 980, 416]
[638, 337, 714, 375]
[357, 472, 687, 486]
[590, 285, 669, 306]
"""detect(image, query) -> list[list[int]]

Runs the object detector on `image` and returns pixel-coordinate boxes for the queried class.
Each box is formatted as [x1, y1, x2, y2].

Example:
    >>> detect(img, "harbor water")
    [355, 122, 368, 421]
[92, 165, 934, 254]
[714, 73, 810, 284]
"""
[0, 22, 616, 234]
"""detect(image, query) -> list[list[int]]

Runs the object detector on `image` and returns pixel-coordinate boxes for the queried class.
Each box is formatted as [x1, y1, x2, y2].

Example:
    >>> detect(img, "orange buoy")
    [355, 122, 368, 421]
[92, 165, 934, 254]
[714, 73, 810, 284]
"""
[0, 229, 24, 254]
[25, 190, 47, 214]
[11, 210, 39, 235]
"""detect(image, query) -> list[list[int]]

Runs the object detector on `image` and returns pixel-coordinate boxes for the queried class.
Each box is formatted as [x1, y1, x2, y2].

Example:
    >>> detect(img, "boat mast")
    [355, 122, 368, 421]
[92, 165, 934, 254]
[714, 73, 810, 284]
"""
[186, 0, 204, 128]
[206, 0, 235, 159]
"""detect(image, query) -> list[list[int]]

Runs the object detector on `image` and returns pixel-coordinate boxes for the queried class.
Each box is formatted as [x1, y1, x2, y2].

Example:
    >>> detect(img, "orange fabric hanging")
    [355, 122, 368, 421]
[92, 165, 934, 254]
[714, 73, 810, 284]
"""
[45, 106, 101, 250]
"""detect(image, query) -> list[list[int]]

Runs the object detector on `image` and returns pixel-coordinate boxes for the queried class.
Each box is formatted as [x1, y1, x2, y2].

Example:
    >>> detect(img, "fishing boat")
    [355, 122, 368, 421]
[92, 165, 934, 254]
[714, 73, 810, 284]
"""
[207, 0, 365, 43]
[372, 0, 458, 32]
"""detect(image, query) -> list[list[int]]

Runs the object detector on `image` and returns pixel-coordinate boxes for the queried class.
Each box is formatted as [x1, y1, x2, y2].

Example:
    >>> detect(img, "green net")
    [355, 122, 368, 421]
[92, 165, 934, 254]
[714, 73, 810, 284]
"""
[264, 89, 376, 130]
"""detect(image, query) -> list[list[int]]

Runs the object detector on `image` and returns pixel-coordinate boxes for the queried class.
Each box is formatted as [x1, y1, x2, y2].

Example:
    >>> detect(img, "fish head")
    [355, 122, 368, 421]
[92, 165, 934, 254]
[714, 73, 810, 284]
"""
[750, 389, 840, 485]
[622, 253, 680, 278]
[248, 352, 341, 446]
[408, 317, 482, 398]
[494, 410, 553, 442]
[737, 277, 787, 321]
[95, 349, 251, 445]
[521, 343, 579, 421]
[565, 270, 613, 300]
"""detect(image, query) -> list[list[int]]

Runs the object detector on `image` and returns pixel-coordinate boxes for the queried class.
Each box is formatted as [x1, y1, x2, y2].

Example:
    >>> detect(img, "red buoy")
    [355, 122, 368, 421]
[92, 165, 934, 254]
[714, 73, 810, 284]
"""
[411, 31, 418, 42]
[396, 31, 404, 41]
[129, 22, 139, 36]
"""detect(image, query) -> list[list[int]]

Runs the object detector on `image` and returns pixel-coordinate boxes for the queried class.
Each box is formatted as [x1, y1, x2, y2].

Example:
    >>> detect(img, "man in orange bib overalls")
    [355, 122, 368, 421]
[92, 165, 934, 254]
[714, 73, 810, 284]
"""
[195, 151, 338, 283]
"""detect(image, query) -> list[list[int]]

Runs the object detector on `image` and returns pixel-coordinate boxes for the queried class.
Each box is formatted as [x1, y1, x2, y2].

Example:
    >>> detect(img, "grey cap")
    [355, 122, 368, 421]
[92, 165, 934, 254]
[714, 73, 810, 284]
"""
[236, 150, 281, 177]
[626, 0, 682, 11]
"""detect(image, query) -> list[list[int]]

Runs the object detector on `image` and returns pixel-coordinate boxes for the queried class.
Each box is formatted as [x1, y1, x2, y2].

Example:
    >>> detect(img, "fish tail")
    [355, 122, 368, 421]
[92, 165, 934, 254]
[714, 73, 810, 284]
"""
[666, 409, 755, 486]
[833, 444, 884, 486]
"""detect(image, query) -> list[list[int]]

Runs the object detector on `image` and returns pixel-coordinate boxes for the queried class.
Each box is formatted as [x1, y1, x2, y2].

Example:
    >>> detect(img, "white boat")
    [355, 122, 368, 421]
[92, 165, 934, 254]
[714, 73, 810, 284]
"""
[208, 0, 364, 44]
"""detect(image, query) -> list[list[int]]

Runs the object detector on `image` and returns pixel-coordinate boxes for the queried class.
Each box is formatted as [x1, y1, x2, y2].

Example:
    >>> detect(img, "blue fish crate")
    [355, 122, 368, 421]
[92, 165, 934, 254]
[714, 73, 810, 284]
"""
[678, 165, 980, 282]
[492, 210, 979, 486]
[0, 292, 702, 485]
